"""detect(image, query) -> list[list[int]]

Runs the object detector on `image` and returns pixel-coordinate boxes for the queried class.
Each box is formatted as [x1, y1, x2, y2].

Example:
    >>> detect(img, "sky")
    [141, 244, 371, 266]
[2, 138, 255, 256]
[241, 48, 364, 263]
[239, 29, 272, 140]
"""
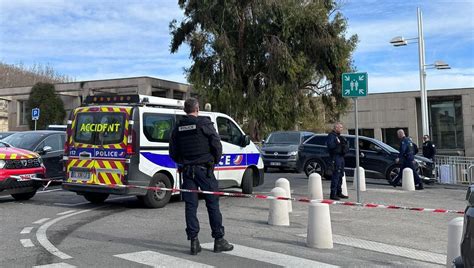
[0, 0, 473, 93]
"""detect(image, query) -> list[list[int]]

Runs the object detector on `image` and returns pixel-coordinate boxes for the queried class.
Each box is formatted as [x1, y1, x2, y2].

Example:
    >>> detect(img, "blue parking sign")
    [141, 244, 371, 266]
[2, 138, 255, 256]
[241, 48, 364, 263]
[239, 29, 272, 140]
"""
[32, 108, 40, 120]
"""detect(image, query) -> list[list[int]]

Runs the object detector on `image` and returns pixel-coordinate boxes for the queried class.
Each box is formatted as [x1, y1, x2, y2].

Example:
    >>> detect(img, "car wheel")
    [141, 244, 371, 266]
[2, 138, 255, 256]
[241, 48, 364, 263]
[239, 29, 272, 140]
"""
[241, 168, 253, 194]
[84, 193, 109, 203]
[304, 159, 325, 177]
[11, 190, 37, 201]
[386, 164, 401, 183]
[141, 173, 172, 208]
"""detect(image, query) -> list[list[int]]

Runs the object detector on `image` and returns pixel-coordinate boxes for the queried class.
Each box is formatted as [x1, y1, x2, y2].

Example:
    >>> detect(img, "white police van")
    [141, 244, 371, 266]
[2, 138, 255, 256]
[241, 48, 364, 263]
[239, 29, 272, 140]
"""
[62, 95, 264, 208]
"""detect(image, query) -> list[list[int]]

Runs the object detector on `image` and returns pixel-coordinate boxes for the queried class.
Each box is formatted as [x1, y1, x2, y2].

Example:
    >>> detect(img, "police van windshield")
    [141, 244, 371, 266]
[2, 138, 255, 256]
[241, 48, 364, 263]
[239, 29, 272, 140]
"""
[74, 112, 125, 145]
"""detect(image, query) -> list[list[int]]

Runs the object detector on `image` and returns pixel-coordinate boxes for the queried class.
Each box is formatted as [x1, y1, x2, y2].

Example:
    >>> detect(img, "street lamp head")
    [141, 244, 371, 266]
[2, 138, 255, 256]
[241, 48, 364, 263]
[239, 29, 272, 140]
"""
[434, 60, 450, 69]
[390, 36, 408, 46]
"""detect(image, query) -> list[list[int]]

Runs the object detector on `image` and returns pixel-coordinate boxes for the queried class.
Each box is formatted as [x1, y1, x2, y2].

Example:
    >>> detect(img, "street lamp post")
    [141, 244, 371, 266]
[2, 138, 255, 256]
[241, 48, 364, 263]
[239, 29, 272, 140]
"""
[390, 7, 450, 137]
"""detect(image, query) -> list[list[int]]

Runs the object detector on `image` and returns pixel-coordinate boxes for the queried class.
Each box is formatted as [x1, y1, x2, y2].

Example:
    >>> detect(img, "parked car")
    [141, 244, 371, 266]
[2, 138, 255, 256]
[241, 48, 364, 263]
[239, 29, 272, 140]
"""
[261, 131, 314, 172]
[0, 141, 46, 200]
[453, 184, 473, 268]
[0, 132, 16, 140]
[2, 131, 66, 179]
[297, 134, 435, 183]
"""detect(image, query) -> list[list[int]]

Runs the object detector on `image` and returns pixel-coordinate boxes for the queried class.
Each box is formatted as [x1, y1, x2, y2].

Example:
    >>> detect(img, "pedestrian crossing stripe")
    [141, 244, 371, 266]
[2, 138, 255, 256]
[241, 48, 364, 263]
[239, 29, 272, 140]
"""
[114, 250, 213, 268]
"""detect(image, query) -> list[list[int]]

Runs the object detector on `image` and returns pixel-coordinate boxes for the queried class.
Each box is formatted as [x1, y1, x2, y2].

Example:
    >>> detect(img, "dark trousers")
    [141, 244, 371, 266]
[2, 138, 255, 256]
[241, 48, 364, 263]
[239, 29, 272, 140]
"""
[330, 157, 344, 196]
[392, 160, 422, 186]
[182, 165, 224, 240]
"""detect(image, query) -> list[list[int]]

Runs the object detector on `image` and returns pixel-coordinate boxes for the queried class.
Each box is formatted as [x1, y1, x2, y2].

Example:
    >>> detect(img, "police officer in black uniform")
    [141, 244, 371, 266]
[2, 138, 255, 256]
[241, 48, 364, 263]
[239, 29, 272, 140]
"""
[326, 122, 349, 200]
[169, 98, 233, 255]
[390, 129, 423, 190]
[422, 135, 436, 161]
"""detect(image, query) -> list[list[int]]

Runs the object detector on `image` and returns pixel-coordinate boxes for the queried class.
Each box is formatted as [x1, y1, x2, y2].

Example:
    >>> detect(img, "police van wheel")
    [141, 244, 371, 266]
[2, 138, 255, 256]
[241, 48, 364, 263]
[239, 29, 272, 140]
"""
[142, 173, 172, 208]
[84, 193, 109, 203]
[11, 190, 37, 201]
[241, 168, 253, 194]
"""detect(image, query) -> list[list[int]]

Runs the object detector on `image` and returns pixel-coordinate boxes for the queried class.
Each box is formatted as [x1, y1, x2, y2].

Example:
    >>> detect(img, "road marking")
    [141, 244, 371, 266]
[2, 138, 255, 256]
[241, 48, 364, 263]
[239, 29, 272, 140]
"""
[54, 196, 135, 207]
[33, 263, 77, 268]
[34, 218, 51, 224]
[21, 227, 34, 234]
[201, 243, 338, 268]
[297, 234, 446, 265]
[36, 208, 102, 260]
[57, 210, 76, 215]
[20, 239, 34, 247]
[115, 250, 214, 267]
[38, 189, 63, 194]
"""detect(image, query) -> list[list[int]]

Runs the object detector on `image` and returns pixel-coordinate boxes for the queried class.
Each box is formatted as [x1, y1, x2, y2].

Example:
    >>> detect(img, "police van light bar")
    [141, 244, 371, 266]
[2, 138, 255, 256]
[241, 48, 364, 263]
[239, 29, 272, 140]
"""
[84, 94, 185, 108]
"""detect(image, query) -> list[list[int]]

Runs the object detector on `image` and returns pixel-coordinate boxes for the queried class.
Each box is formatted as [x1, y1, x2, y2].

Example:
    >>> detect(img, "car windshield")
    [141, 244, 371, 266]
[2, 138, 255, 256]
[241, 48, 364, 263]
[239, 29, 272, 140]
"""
[266, 132, 301, 145]
[2, 133, 44, 151]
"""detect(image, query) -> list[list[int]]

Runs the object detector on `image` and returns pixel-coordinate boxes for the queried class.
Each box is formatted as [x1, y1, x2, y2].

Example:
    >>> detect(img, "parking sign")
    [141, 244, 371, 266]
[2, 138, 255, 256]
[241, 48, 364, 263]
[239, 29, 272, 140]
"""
[32, 108, 40, 120]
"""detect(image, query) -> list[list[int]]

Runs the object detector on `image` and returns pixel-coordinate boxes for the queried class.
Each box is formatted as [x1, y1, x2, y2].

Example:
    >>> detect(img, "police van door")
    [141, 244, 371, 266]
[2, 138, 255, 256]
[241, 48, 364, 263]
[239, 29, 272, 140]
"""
[67, 107, 129, 186]
[215, 116, 248, 187]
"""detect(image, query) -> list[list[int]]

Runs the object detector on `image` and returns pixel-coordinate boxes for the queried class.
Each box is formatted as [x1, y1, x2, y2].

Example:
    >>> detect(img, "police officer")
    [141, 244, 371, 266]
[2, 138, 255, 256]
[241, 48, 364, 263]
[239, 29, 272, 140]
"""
[390, 129, 423, 190]
[422, 135, 436, 161]
[169, 98, 233, 255]
[326, 122, 349, 200]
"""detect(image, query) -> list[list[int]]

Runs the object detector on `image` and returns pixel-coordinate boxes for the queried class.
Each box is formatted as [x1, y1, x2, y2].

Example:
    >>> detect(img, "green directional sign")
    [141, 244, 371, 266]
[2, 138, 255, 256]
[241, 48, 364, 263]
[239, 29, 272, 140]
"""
[342, 72, 368, 97]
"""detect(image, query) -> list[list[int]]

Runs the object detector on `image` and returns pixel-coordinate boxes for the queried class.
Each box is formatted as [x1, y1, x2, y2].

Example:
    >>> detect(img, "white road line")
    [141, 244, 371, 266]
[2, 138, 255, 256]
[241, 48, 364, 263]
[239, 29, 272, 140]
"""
[20, 239, 34, 247]
[20, 227, 34, 234]
[297, 234, 446, 265]
[37, 208, 101, 260]
[34, 218, 51, 224]
[57, 210, 76, 215]
[201, 243, 338, 268]
[37, 189, 63, 194]
[33, 263, 77, 268]
[115, 250, 214, 268]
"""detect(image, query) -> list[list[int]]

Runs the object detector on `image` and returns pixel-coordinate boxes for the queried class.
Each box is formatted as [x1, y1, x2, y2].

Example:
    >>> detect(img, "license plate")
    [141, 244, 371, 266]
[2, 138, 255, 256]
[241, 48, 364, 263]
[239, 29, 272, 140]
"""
[19, 174, 36, 179]
[270, 162, 281, 166]
[70, 171, 91, 181]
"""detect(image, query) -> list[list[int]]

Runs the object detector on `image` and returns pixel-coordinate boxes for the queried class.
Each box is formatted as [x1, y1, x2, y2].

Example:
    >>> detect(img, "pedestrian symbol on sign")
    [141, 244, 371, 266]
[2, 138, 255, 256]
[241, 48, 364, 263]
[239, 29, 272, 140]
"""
[342, 72, 368, 98]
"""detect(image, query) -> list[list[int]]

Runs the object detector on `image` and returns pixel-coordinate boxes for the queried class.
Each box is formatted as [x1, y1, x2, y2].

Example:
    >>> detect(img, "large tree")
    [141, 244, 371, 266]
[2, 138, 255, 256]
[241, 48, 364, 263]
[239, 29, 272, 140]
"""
[27, 82, 66, 130]
[170, 0, 357, 140]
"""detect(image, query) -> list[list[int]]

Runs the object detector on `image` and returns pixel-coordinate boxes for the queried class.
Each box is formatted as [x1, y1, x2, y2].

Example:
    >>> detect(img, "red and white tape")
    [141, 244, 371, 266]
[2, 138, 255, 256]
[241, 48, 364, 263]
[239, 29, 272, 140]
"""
[12, 176, 465, 215]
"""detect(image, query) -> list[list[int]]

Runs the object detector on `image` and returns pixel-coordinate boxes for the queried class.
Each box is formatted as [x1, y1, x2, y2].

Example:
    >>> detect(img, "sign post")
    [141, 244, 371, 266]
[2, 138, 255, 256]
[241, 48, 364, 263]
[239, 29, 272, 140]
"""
[32, 108, 40, 131]
[342, 72, 368, 203]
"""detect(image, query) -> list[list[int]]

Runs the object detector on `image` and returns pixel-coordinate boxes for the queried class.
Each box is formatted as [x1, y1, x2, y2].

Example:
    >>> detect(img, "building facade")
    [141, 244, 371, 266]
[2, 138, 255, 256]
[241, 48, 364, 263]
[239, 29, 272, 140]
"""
[0, 76, 192, 131]
[341, 87, 474, 157]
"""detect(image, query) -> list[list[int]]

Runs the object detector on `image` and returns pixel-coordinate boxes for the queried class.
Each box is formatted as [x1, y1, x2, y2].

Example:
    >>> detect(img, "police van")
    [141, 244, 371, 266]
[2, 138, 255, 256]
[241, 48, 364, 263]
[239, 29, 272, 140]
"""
[62, 95, 264, 208]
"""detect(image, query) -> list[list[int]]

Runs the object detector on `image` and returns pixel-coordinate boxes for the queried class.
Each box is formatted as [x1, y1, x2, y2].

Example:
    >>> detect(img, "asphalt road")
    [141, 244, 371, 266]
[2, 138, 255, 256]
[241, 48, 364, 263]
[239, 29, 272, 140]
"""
[0, 171, 468, 267]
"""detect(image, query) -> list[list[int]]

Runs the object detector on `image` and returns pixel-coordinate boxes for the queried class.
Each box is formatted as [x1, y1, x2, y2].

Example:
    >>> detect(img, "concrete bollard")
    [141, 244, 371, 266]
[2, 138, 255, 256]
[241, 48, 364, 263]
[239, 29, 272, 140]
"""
[341, 173, 348, 196]
[354, 167, 366, 191]
[268, 187, 289, 226]
[402, 168, 415, 191]
[446, 217, 464, 267]
[307, 203, 333, 249]
[308, 173, 323, 200]
[275, 178, 292, 212]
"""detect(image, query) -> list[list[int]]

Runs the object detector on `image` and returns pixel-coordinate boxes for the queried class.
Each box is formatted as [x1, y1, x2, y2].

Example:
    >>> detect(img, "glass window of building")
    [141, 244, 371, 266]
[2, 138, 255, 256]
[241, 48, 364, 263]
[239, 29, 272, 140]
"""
[429, 97, 463, 149]
[18, 100, 28, 126]
[382, 128, 409, 149]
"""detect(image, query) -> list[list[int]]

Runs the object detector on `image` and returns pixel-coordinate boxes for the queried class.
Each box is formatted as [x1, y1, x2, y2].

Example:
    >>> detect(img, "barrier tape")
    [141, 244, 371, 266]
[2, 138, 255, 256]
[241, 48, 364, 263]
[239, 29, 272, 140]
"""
[11, 176, 465, 215]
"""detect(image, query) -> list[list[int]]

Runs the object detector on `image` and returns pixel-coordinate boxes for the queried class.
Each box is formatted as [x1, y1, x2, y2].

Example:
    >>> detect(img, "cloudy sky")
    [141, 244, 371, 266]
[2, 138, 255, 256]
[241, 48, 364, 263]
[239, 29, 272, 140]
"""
[0, 0, 473, 93]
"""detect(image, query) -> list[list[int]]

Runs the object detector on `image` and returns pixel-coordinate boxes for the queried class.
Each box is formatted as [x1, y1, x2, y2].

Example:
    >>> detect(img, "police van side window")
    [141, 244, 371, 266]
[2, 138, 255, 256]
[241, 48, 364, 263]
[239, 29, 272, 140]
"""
[143, 113, 175, 142]
[216, 117, 243, 146]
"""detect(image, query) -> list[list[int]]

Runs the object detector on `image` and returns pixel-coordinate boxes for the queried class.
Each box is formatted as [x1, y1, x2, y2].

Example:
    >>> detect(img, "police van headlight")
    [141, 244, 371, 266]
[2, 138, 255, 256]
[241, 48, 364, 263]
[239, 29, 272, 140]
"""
[289, 151, 298, 156]
[0, 160, 5, 169]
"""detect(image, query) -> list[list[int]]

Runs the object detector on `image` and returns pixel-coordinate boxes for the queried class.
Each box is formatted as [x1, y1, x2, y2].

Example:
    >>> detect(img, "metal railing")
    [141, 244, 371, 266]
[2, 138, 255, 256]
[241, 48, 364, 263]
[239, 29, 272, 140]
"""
[434, 155, 474, 185]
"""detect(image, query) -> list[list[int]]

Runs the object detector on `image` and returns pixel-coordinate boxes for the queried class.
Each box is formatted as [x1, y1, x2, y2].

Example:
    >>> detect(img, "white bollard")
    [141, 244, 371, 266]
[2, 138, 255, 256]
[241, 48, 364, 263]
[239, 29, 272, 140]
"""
[268, 187, 289, 226]
[307, 203, 333, 249]
[275, 178, 292, 212]
[402, 168, 415, 191]
[308, 173, 323, 200]
[341, 173, 348, 196]
[354, 167, 366, 191]
[446, 217, 464, 267]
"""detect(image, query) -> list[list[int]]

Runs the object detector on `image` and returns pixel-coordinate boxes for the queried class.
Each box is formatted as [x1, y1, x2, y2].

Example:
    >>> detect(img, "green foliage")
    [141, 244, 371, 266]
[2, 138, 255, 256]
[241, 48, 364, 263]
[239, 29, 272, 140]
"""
[170, 0, 357, 140]
[27, 82, 66, 130]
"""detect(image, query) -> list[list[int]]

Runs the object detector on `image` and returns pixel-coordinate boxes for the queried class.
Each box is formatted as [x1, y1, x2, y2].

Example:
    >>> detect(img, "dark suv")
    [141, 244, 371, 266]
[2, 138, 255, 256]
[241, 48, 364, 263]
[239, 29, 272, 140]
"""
[453, 184, 474, 268]
[297, 134, 435, 183]
[261, 131, 314, 172]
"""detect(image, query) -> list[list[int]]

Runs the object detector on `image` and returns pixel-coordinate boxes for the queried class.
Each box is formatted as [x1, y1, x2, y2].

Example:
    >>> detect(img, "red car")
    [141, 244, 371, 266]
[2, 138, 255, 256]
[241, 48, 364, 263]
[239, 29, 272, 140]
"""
[0, 141, 46, 200]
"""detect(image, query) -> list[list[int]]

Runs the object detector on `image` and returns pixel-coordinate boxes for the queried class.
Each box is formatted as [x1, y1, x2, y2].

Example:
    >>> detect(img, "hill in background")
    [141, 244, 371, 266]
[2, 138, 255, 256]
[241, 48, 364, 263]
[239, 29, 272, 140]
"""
[0, 62, 74, 88]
